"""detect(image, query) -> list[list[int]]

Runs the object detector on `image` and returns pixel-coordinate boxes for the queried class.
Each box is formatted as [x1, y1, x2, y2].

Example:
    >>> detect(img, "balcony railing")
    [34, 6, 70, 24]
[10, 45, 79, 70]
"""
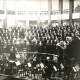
[0, 10, 15, 15]
[0, 9, 79, 15]
[7, 10, 15, 15]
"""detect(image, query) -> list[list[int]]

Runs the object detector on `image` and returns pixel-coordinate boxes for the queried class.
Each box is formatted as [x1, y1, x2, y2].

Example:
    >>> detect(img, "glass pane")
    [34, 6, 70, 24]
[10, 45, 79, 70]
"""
[52, 0, 59, 15]
[74, 0, 80, 13]
[63, 0, 69, 14]
[40, 0, 48, 11]
[52, 0, 59, 11]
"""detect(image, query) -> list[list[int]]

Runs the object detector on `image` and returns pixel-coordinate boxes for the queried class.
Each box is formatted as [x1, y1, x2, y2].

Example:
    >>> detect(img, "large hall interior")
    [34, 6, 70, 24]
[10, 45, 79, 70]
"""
[0, 0, 80, 80]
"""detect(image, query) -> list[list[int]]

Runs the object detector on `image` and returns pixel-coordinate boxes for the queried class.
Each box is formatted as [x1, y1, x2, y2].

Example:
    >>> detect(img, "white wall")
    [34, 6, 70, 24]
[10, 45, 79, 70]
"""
[6, 0, 48, 11]
[0, 0, 3, 10]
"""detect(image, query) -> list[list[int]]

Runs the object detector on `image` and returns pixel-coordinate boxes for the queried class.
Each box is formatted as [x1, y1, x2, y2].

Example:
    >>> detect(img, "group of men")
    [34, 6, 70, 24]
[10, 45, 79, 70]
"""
[0, 24, 80, 80]
[0, 24, 79, 54]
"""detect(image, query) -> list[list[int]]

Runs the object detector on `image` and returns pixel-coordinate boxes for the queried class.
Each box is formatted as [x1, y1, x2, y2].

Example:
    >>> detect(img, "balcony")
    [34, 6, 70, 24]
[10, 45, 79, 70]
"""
[0, 9, 80, 20]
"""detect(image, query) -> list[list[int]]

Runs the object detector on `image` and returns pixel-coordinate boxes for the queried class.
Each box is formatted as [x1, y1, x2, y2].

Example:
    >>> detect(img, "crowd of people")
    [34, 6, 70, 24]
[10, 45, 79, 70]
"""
[0, 24, 80, 80]
[26, 24, 80, 53]
[0, 27, 25, 53]
[0, 24, 80, 54]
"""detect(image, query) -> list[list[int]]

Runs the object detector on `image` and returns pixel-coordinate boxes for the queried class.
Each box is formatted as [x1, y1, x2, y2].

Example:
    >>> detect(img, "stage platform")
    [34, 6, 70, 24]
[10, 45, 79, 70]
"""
[0, 74, 32, 80]
[0, 74, 64, 80]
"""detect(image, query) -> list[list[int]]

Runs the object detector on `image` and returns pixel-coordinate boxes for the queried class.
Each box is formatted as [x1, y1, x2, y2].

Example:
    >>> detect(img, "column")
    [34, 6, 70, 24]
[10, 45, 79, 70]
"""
[59, 0, 63, 25]
[15, 7, 18, 27]
[26, 11, 29, 29]
[3, 0, 7, 28]
[69, 0, 74, 25]
[37, 0, 40, 27]
[48, 0, 52, 26]
[15, 0, 19, 27]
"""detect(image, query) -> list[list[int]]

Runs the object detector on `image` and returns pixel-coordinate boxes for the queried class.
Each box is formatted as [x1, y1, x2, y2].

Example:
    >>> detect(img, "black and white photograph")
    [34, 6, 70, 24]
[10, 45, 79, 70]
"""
[0, 0, 80, 80]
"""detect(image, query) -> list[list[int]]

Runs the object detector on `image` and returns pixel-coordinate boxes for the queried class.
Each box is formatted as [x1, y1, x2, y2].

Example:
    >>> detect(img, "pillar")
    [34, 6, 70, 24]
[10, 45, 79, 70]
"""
[59, 0, 63, 26]
[37, 0, 40, 27]
[26, 11, 29, 29]
[69, 0, 74, 25]
[15, 6, 18, 27]
[48, 0, 52, 26]
[3, 0, 7, 28]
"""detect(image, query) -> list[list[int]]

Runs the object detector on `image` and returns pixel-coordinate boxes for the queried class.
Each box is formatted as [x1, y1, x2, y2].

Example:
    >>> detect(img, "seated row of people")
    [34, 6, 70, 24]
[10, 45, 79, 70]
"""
[0, 24, 80, 54]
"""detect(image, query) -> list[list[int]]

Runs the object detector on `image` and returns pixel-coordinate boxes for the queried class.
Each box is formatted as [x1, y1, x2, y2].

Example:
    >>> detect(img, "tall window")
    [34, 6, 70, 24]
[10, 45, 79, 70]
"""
[63, 0, 69, 14]
[40, 0, 48, 27]
[74, 0, 80, 13]
[52, 0, 59, 15]
[52, 0, 59, 10]
[62, 0, 69, 24]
